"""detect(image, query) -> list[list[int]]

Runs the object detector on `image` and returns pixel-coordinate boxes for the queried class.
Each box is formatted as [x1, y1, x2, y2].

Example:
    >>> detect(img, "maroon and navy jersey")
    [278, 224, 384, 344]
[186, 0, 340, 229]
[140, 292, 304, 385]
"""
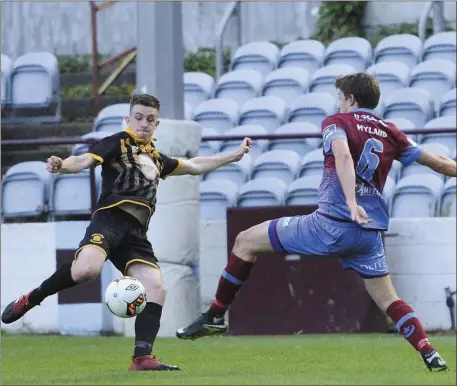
[319, 108, 423, 230]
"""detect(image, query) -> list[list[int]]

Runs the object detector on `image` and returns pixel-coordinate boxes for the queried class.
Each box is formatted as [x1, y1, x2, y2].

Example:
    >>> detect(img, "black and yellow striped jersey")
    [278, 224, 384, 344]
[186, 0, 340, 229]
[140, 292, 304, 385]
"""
[86, 128, 182, 226]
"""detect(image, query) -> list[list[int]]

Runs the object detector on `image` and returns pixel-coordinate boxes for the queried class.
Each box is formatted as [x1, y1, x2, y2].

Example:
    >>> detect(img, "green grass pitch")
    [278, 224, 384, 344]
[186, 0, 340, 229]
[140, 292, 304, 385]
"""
[1, 333, 455, 385]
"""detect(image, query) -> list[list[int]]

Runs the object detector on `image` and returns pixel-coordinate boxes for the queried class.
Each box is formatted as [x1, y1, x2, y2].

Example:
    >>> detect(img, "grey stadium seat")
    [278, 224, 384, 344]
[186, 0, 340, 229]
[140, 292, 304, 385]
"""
[72, 131, 113, 156]
[184, 102, 194, 120]
[423, 31, 456, 63]
[230, 41, 280, 76]
[383, 88, 433, 129]
[9, 52, 61, 122]
[288, 93, 337, 128]
[204, 152, 253, 186]
[184, 72, 214, 110]
[421, 116, 457, 153]
[93, 103, 130, 133]
[1, 53, 12, 106]
[2, 161, 51, 219]
[200, 180, 239, 221]
[215, 69, 264, 106]
[269, 122, 320, 156]
[367, 62, 411, 99]
[262, 67, 310, 105]
[50, 168, 102, 218]
[374, 34, 422, 68]
[193, 98, 239, 132]
[199, 127, 220, 156]
[409, 59, 456, 110]
[310, 64, 356, 98]
[324, 37, 372, 71]
[285, 175, 322, 206]
[278, 39, 325, 74]
[237, 177, 287, 207]
[440, 177, 456, 217]
[439, 88, 457, 117]
[299, 149, 324, 178]
[220, 124, 269, 160]
[391, 174, 443, 218]
[251, 150, 301, 185]
[238, 96, 287, 133]
[383, 175, 397, 212]
[388, 160, 403, 182]
[401, 143, 451, 181]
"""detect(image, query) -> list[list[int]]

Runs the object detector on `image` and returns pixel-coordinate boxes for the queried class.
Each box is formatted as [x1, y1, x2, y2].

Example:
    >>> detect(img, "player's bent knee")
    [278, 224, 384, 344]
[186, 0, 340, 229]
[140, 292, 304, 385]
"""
[72, 246, 106, 282]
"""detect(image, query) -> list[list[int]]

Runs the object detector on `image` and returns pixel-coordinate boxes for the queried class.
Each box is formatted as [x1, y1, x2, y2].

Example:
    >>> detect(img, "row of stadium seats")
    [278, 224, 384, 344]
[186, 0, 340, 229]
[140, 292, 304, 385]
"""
[200, 175, 456, 220]
[184, 59, 456, 113]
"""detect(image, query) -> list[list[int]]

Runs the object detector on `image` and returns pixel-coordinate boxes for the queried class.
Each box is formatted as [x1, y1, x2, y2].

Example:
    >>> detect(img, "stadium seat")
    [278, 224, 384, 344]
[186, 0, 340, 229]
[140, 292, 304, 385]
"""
[93, 103, 130, 133]
[386, 117, 416, 130]
[193, 98, 239, 132]
[421, 116, 457, 153]
[214, 69, 264, 106]
[2, 161, 51, 219]
[238, 96, 287, 132]
[288, 93, 337, 128]
[204, 152, 253, 186]
[374, 97, 385, 118]
[50, 168, 102, 217]
[230, 41, 280, 76]
[374, 34, 422, 68]
[200, 180, 239, 220]
[278, 39, 325, 74]
[199, 127, 220, 156]
[262, 67, 310, 104]
[237, 177, 287, 207]
[285, 175, 322, 206]
[9, 52, 61, 122]
[71, 131, 113, 156]
[1, 53, 12, 106]
[367, 62, 411, 98]
[391, 174, 443, 218]
[440, 177, 456, 217]
[220, 124, 269, 160]
[269, 122, 320, 156]
[409, 59, 456, 109]
[439, 88, 457, 117]
[251, 150, 301, 184]
[310, 64, 356, 97]
[383, 175, 396, 206]
[422, 31, 457, 63]
[401, 143, 451, 180]
[184, 72, 215, 110]
[323, 37, 372, 71]
[299, 149, 324, 178]
[184, 102, 194, 120]
[389, 160, 403, 182]
[383, 88, 433, 129]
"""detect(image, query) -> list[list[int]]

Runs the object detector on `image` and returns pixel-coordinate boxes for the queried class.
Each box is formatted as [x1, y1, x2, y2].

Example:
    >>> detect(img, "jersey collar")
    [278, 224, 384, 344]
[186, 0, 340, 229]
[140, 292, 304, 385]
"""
[124, 128, 157, 144]
[351, 107, 376, 114]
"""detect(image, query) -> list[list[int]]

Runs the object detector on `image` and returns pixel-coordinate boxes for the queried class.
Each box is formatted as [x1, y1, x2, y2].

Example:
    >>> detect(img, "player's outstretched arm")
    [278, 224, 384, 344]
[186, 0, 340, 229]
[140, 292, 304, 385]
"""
[416, 150, 457, 177]
[172, 137, 252, 176]
[46, 154, 97, 174]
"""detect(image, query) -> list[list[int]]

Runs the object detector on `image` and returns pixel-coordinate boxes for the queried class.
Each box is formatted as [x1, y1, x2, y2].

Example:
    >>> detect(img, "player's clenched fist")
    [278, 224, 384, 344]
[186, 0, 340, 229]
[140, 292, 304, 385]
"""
[46, 156, 63, 173]
[233, 137, 252, 161]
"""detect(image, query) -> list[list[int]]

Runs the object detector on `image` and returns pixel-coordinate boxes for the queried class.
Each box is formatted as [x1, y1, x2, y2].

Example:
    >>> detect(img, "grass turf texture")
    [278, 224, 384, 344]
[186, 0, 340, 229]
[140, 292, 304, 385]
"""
[1, 334, 455, 385]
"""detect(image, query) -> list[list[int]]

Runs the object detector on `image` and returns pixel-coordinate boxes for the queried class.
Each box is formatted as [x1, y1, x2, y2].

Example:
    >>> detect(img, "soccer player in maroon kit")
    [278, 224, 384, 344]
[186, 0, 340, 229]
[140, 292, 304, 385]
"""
[177, 73, 456, 372]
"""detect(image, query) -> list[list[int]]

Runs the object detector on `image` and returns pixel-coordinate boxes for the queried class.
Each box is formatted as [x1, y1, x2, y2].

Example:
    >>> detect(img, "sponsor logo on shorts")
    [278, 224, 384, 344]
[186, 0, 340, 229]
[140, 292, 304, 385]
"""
[90, 233, 104, 244]
[359, 260, 386, 272]
[282, 217, 292, 227]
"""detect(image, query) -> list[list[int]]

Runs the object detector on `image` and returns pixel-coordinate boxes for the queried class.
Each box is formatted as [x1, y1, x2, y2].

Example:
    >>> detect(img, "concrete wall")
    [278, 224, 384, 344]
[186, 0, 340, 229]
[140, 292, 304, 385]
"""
[2, 2, 455, 59]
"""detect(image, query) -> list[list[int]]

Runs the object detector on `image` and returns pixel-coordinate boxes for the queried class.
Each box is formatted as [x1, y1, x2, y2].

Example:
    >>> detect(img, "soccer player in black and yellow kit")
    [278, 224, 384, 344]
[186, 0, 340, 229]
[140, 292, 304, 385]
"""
[2, 94, 252, 371]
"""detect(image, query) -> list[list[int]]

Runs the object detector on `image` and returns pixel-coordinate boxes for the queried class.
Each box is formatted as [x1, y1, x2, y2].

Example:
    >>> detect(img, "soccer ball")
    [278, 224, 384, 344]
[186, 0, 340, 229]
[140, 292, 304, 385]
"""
[105, 276, 147, 318]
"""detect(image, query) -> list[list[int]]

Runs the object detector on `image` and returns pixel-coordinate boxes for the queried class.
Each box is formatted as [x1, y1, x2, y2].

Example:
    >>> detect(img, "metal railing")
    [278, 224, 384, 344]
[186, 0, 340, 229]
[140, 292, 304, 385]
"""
[2, 126, 455, 214]
[215, 2, 242, 80]
[418, 1, 446, 42]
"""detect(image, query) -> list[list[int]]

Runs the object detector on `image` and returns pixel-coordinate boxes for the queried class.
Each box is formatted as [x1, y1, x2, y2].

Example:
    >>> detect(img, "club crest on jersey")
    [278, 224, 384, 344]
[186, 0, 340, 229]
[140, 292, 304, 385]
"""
[323, 124, 336, 142]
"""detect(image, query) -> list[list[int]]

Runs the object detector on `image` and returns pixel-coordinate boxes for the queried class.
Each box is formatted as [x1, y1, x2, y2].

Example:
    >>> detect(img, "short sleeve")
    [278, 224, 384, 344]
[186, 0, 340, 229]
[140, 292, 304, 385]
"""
[160, 153, 182, 179]
[87, 134, 119, 165]
[321, 116, 348, 154]
[395, 131, 423, 166]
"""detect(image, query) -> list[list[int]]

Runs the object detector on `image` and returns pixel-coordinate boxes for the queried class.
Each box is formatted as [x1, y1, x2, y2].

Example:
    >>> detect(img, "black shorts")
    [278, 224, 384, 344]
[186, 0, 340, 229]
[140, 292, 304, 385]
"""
[76, 207, 159, 275]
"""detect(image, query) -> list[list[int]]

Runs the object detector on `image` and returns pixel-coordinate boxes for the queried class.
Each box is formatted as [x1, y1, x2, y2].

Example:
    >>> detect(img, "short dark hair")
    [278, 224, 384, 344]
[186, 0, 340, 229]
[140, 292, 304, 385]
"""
[335, 72, 380, 110]
[130, 93, 160, 112]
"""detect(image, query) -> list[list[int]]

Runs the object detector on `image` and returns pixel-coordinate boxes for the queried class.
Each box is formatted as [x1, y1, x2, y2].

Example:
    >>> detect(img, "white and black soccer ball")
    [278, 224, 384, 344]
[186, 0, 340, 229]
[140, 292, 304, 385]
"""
[105, 276, 147, 318]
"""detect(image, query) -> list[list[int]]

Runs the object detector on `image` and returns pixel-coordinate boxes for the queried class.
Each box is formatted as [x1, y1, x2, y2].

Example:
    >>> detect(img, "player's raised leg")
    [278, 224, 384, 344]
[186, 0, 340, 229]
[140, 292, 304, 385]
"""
[1, 246, 105, 324]
[176, 220, 275, 339]
[364, 274, 448, 372]
[126, 262, 180, 371]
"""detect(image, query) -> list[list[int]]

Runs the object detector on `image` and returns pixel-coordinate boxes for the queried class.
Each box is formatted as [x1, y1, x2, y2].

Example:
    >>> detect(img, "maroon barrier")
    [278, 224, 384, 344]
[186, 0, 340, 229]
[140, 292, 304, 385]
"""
[225, 206, 389, 335]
